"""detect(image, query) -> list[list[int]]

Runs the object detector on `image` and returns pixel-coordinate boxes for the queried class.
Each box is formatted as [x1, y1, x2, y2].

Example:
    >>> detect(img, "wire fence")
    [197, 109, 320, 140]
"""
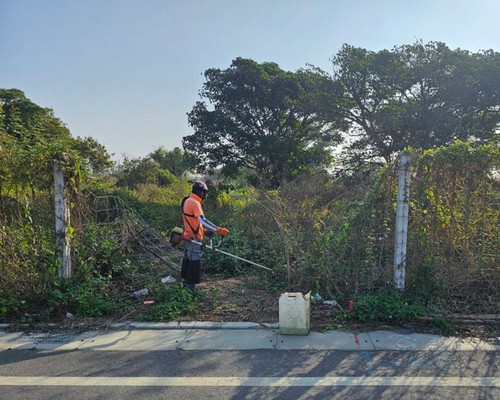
[1, 143, 497, 315]
[83, 192, 183, 271]
[239, 145, 499, 312]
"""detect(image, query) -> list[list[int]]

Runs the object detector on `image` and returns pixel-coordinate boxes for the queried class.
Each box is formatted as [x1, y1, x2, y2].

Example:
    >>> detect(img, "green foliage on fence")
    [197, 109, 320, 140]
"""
[1, 78, 499, 326]
[1, 140, 498, 323]
[408, 141, 500, 302]
[212, 142, 499, 314]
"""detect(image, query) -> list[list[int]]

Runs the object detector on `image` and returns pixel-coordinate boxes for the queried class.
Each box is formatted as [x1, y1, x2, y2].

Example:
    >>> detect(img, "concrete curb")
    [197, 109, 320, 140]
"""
[0, 322, 498, 352]
[0, 321, 280, 332]
[125, 321, 279, 330]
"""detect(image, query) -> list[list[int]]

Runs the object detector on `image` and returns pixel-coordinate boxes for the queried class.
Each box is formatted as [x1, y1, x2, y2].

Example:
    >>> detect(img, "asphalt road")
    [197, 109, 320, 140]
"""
[0, 347, 498, 399]
[0, 326, 498, 399]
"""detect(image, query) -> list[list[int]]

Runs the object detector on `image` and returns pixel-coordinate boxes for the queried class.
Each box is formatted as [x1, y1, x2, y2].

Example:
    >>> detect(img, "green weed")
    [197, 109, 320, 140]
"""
[141, 284, 200, 321]
[430, 316, 457, 336]
[46, 277, 131, 318]
[351, 288, 426, 325]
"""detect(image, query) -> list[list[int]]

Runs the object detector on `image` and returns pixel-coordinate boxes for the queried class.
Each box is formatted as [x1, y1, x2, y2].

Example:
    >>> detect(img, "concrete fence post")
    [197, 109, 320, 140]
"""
[394, 152, 411, 291]
[54, 162, 72, 278]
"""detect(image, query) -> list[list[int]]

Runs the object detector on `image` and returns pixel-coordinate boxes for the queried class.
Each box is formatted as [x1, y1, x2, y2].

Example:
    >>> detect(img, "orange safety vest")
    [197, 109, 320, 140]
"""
[182, 193, 205, 240]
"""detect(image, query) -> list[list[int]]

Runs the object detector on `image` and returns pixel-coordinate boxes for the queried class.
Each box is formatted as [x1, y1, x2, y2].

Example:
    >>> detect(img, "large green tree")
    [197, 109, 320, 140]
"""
[332, 41, 500, 164]
[184, 58, 344, 187]
[149, 146, 197, 177]
[0, 89, 73, 196]
[0, 89, 113, 195]
[73, 137, 114, 176]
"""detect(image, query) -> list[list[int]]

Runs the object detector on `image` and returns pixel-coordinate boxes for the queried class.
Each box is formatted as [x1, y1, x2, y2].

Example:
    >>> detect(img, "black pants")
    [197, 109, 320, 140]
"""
[181, 258, 201, 284]
[181, 240, 203, 285]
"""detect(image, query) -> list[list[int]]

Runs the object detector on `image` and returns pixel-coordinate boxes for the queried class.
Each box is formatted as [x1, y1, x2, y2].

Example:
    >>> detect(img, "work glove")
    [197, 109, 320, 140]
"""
[216, 227, 230, 237]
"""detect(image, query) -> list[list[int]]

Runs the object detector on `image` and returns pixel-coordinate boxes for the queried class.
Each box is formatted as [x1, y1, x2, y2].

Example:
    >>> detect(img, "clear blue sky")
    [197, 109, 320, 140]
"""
[1, 0, 499, 161]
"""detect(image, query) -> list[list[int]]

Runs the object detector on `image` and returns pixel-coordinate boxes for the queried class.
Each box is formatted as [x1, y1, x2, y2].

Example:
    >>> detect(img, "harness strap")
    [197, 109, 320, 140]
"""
[181, 196, 200, 236]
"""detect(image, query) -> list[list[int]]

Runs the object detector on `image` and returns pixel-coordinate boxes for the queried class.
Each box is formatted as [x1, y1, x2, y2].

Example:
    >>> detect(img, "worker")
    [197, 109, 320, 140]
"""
[181, 181, 230, 290]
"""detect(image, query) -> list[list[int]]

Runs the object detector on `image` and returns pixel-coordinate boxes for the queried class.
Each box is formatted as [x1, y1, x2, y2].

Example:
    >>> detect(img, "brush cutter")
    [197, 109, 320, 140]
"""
[190, 233, 272, 272]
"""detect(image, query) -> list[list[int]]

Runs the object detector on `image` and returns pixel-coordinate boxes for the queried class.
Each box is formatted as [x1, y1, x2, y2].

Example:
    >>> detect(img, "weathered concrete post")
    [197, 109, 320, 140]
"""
[54, 162, 72, 278]
[394, 152, 411, 291]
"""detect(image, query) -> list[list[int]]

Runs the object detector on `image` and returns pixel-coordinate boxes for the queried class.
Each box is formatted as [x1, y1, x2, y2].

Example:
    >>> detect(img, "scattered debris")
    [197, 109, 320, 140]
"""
[130, 288, 149, 298]
[322, 300, 346, 313]
[161, 275, 177, 284]
[311, 293, 322, 302]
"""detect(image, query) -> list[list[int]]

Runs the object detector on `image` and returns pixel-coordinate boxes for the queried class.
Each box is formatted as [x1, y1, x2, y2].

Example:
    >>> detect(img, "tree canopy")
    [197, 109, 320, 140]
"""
[0, 88, 112, 195]
[184, 44, 500, 185]
[332, 41, 500, 164]
[183, 58, 343, 187]
[149, 146, 197, 177]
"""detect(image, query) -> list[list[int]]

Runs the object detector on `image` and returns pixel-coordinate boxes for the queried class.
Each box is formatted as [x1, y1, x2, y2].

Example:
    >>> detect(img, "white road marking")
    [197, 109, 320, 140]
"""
[0, 376, 498, 387]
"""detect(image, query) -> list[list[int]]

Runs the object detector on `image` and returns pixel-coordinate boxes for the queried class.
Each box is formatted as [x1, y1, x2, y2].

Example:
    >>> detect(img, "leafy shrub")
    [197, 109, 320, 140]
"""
[47, 277, 131, 318]
[141, 284, 200, 321]
[351, 288, 425, 325]
[0, 297, 23, 320]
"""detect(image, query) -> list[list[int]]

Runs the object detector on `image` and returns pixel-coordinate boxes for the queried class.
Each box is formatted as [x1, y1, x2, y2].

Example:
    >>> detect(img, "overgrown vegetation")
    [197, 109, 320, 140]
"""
[1, 40, 499, 333]
[351, 288, 426, 325]
[141, 284, 201, 322]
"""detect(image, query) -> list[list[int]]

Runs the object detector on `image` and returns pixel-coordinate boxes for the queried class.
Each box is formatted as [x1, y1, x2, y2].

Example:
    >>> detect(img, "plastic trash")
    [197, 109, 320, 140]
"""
[322, 300, 346, 312]
[130, 288, 149, 298]
[66, 312, 74, 319]
[311, 293, 322, 302]
[161, 275, 177, 284]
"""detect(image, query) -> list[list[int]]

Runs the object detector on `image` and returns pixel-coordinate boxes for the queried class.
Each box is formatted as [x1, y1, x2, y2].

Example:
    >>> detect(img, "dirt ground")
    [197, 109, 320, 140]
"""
[194, 276, 281, 323]
[185, 275, 499, 339]
[6, 274, 498, 339]
[190, 275, 339, 332]
[120, 275, 341, 331]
